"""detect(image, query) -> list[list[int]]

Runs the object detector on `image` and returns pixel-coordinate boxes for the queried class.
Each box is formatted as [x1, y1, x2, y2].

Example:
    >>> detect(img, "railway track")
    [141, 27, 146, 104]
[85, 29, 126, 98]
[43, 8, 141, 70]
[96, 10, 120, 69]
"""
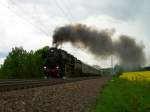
[0, 76, 101, 92]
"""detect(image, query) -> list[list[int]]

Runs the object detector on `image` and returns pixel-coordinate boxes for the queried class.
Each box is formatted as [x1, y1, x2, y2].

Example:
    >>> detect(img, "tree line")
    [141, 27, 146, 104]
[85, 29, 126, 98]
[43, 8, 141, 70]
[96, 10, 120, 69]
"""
[0, 46, 49, 79]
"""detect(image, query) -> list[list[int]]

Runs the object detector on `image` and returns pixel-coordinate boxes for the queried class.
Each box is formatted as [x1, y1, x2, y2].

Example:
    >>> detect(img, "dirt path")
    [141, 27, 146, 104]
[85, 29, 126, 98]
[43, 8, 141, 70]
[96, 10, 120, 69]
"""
[0, 77, 110, 112]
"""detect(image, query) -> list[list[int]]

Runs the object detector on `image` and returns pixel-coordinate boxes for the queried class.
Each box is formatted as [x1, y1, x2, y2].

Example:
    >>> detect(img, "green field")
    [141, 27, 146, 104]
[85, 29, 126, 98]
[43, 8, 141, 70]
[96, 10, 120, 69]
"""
[93, 77, 150, 112]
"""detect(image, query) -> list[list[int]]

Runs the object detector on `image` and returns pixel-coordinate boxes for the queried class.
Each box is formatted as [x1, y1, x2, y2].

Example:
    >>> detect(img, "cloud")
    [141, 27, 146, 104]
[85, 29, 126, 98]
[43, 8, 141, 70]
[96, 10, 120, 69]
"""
[0, 0, 149, 67]
[0, 1, 69, 64]
[69, 0, 149, 20]
[0, 52, 8, 58]
[7, 0, 150, 20]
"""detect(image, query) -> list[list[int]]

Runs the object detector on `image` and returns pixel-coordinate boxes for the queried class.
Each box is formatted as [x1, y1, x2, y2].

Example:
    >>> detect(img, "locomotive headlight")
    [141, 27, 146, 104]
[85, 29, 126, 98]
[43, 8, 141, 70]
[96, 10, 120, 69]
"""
[44, 66, 47, 69]
[50, 49, 54, 52]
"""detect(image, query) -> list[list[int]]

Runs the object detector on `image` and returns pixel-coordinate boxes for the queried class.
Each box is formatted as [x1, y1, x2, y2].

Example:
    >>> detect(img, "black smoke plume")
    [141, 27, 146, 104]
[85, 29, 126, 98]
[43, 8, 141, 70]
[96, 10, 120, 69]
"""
[53, 24, 145, 67]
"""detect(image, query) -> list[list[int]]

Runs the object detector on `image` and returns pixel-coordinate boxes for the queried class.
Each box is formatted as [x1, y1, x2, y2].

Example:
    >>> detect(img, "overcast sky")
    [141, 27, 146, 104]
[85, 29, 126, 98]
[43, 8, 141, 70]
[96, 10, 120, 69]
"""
[0, 0, 150, 67]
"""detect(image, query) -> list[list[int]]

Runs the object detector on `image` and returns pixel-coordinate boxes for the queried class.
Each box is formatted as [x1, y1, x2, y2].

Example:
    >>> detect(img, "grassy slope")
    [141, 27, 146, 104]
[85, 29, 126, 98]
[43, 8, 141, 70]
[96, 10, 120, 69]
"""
[94, 78, 150, 112]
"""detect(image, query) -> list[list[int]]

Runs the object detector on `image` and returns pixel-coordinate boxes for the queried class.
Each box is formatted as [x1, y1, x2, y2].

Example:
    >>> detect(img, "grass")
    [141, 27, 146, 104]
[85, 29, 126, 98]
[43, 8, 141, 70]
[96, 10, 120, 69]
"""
[93, 72, 150, 112]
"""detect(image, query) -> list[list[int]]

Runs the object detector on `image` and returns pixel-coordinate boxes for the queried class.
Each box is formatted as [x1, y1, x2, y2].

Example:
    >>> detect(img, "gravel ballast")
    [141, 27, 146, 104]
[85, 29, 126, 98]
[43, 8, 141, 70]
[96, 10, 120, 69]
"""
[0, 77, 110, 112]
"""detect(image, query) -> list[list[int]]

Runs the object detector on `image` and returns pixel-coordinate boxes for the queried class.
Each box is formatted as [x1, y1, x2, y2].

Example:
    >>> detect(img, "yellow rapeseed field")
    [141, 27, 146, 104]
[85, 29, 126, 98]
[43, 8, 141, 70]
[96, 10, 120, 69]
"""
[120, 71, 150, 81]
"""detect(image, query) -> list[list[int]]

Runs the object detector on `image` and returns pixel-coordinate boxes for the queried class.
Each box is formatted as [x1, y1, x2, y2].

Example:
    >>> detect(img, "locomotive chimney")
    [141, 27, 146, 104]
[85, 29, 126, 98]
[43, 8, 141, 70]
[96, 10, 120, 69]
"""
[52, 43, 58, 48]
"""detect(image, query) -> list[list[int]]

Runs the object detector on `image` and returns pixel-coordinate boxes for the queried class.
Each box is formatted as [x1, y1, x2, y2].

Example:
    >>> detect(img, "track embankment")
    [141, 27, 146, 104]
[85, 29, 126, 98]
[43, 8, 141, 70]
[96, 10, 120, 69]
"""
[0, 77, 110, 112]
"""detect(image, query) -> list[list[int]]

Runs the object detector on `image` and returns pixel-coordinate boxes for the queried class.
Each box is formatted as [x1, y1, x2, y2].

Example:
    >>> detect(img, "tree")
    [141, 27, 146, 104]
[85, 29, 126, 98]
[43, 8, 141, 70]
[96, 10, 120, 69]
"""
[0, 46, 49, 79]
[0, 47, 27, 78]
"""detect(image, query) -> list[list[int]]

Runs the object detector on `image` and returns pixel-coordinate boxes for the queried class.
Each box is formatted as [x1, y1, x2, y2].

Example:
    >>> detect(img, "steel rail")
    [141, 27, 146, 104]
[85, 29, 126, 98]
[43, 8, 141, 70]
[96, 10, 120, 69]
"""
[0, 76, 101, 92]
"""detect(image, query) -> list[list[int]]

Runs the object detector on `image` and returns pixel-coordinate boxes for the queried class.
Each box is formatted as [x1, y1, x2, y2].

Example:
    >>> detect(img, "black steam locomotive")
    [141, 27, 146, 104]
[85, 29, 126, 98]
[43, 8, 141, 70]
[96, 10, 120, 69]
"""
[42, 47, 101, 78]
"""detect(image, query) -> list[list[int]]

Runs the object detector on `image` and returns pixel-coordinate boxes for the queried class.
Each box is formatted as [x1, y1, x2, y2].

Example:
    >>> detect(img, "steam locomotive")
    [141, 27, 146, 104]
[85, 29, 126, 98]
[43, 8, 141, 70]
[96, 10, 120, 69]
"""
[42, 47, 101, 78]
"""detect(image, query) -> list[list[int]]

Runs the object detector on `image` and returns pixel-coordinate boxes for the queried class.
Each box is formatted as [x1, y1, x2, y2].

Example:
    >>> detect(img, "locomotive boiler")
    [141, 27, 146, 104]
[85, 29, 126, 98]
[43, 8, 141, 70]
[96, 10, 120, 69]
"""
[42, 47, 101, 78]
